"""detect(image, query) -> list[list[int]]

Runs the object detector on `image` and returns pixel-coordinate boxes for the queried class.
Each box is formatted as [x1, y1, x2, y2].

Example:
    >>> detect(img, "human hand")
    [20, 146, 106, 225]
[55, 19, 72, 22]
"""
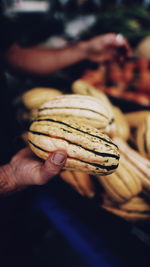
[82, 33, 132, 63]
[0, 147, 67, 194]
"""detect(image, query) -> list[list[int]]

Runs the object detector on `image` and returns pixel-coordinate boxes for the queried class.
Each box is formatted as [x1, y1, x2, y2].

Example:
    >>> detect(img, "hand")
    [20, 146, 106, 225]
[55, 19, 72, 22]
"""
[82, 33, 132, 63]
[0, 147, 67, 194]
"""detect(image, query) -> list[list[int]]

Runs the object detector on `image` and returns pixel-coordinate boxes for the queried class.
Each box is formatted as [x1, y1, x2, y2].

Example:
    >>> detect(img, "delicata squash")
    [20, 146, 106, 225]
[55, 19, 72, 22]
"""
[28, 116, 119, 175]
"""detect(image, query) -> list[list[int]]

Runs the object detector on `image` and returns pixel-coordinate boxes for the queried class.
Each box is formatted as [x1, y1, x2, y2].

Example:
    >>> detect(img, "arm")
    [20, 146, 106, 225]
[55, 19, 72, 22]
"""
[0, 148, 67, 195]
[5, 42, 87, 75]
[5, 34, 131, 76]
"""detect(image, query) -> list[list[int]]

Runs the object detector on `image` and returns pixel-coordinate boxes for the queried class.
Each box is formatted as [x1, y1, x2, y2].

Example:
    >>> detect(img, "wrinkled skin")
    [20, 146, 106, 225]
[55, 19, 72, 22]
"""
[0, 148, 67, 195]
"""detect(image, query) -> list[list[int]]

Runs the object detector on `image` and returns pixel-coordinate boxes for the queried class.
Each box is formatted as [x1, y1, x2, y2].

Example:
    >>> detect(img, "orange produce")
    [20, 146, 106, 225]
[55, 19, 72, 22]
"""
[134, 93, 150, 106]
[124, 61, 136, 71]
[136, 57, 149, 71]
[123, 67, 134, 85]
[123, 60, 135, 85]
[82, 67, 105, 85]
[134, 70, 150, 93]
[121, 91, 150, 106]
[107, 63, 123, 84]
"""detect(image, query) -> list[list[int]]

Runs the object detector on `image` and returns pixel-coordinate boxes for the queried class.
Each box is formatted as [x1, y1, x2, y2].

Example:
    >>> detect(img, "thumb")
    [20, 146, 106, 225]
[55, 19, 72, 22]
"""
[34, 150, 67, 185]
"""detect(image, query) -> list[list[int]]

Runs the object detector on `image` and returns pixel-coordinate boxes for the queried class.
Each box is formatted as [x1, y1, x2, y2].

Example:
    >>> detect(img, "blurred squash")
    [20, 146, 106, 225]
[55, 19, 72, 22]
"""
[107, 63, 123, 84]
[123, 67, 134, 85]
[135, 37, 150, 60]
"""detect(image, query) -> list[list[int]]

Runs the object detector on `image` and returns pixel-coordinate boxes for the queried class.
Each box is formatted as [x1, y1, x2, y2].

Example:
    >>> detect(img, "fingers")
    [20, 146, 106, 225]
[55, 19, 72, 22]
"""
[89, 49, 117, 63]
[102, 33, 130, 52]
[114, 34, 132, 58]
[106, 33, 132, 59]
[89, 33, 118, 52]
[33, 150, 67, 185]
[88, 33, 132, 63]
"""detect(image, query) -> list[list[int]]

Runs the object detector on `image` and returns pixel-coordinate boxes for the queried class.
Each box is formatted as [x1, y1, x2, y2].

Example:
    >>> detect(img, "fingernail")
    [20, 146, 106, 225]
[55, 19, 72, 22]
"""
[115, 34, 124, 44]
[51, 151, 66, 165]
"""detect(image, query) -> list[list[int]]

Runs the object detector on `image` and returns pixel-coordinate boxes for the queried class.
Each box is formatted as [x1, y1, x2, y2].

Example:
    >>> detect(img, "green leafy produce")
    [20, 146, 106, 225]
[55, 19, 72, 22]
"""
[81, 5, 150, 47]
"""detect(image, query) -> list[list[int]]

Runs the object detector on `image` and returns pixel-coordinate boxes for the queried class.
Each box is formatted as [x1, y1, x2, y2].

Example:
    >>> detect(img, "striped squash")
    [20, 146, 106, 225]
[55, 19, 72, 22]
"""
[102, 195, 150, 221]
[36, 94, 112, 130]
[28, 116, 119, 175]
[136, 116, 150, 159]
[71, 80, 116, 136]
[98, 160, 142, 203]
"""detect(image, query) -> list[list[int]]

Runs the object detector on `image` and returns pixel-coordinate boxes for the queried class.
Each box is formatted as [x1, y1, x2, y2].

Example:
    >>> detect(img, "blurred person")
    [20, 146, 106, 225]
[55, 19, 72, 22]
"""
[5, 33, 131, 75]
[0, 1, 131, 195]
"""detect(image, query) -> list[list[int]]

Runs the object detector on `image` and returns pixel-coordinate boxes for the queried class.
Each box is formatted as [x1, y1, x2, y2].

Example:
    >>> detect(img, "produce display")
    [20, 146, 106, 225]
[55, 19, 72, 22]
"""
[34, 94, 112, 130]
[114, 137, 150, 190]
[125, 110, 150, 128]
[80, 57, 150, 106]
[97, 160, 142, 204]
[102, 195, 150, 221]
[18, 79, 150, 222]
[28, 95, 119, 175]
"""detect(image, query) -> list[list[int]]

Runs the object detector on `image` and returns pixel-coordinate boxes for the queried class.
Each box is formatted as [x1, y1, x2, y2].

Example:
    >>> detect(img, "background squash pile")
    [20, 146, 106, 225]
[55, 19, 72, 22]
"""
[18, 78, 150, 222]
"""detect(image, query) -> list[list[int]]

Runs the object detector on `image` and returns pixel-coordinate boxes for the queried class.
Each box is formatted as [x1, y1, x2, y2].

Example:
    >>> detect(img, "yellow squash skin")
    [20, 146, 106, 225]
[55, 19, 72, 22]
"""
[72, 80, 116, 135]
[136, 116, 150, 159]
[36, 94, 112, 131]
[98, 161, 142, 204]
[101, 195, 150, 221]
[22, 87, 62, 109]
[113, 106, 130, 141]
[125, 111, 150, 128]
[28, 116, 120, 175]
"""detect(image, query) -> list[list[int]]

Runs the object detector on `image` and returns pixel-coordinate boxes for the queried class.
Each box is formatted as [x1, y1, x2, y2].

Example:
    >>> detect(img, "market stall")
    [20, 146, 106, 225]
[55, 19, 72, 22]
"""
[1, 1, 150, 267]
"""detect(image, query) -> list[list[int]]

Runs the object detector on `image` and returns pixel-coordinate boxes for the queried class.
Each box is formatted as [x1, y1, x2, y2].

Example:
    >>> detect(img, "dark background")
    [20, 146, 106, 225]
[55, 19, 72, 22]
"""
[1, 1, 150, 266]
